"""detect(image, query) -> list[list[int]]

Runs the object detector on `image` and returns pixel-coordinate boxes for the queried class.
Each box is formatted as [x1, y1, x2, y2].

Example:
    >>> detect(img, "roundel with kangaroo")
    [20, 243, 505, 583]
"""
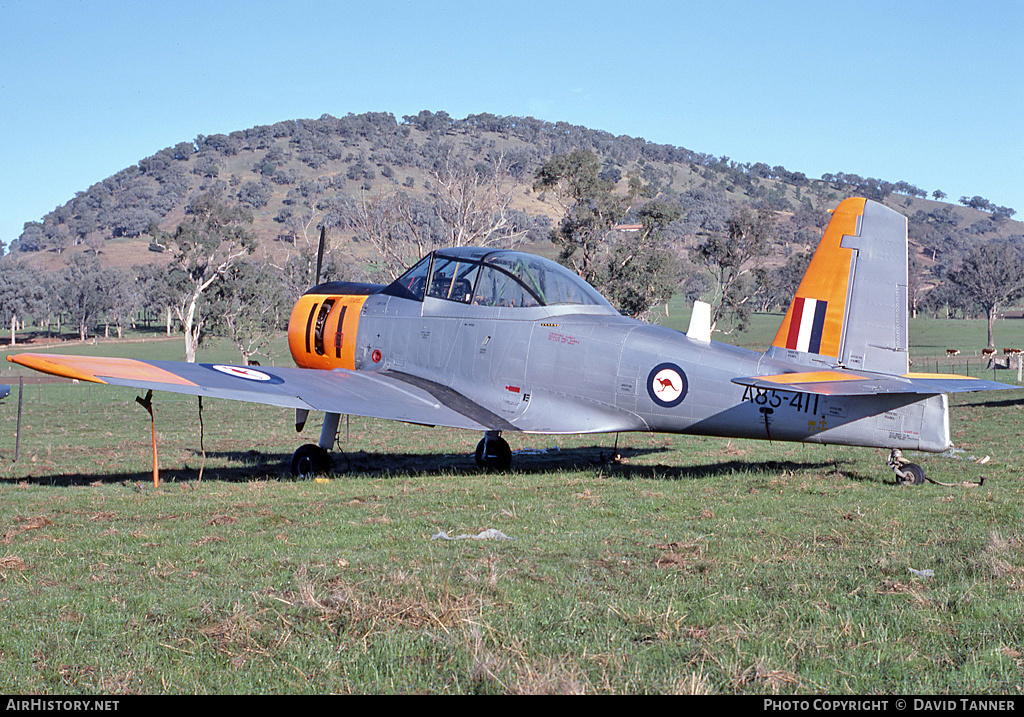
[647, 363, 688, 408]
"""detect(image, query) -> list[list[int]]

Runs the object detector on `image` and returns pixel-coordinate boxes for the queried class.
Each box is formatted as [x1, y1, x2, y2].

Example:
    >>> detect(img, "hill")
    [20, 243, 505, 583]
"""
[4, 110, 1023, 288]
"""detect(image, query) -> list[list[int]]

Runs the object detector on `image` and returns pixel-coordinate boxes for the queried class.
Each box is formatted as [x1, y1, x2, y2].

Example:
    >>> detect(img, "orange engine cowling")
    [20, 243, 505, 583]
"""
[288, 292, 369, 371]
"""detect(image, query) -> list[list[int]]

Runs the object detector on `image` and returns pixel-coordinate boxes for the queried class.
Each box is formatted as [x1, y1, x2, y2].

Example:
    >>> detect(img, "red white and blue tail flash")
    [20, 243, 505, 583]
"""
[784, 297, 829, 354]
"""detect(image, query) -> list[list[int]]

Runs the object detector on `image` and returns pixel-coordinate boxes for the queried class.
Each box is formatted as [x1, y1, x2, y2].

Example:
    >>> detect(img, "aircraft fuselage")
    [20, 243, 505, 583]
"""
[289, 285, 951, 454]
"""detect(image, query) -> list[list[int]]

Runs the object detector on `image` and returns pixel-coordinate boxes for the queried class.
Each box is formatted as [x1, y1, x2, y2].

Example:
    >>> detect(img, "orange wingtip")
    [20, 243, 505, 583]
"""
[7, 353, 198, 387]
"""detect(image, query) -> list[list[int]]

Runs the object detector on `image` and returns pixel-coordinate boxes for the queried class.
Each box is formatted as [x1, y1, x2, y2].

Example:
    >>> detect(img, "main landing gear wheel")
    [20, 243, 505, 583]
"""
[291, 443, 332, 478]
[888, 449, 926, 486]
[475, 432, 512, 471]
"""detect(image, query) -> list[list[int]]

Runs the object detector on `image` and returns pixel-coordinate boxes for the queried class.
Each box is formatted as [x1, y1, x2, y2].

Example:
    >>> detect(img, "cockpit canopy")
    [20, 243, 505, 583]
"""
[383, 248, 615, 311]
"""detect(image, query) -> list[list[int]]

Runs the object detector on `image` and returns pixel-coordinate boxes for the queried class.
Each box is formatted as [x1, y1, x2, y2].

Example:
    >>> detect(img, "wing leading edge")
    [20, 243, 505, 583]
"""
[6, 353, 496, 432]
[733, 369, 1018, 396]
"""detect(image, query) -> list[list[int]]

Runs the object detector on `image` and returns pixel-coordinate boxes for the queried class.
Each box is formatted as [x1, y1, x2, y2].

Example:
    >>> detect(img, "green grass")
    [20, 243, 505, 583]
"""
[2, 323, 1024, 694]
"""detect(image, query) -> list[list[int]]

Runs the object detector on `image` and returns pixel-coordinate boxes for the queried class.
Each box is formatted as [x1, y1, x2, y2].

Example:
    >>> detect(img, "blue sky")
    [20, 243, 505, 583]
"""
[1, 0, 1021, 248]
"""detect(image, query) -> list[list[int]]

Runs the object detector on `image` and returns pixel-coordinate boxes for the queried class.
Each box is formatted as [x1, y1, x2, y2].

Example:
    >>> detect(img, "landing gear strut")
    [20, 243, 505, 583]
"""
[888, 449, 926, 486]
[475, 430, 512, 471]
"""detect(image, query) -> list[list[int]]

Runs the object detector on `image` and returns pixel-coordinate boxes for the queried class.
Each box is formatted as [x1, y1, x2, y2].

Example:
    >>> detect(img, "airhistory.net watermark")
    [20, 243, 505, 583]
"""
[6, 700, 119, 712]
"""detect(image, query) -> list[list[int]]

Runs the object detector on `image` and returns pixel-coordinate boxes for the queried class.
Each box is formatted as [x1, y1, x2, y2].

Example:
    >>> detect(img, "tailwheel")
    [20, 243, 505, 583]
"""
[291, 443, 332, 478]
[888, 449, 926, 486]
[475, 431, 512, 471]
[899, 463, 926, 485]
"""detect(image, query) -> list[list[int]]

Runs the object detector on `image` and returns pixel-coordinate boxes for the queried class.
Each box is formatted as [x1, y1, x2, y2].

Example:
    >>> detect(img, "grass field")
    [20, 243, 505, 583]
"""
[2, 316, 1024, 694]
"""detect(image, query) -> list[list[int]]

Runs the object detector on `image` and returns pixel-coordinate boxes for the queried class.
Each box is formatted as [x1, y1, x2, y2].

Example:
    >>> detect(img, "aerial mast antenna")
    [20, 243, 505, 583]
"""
[315, 225, 327, 285]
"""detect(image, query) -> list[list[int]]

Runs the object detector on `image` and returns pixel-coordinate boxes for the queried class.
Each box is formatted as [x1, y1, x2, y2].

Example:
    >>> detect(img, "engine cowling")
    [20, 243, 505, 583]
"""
[288, 291, 370, 371]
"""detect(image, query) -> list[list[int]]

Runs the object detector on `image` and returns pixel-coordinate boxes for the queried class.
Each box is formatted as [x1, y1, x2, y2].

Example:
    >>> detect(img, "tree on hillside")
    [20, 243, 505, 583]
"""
[209, 261, 292, 365]
[276, 207, 333, 289]
[960, 196, 994, 212]
[750, 250, 811, 314]
[0, 264, 45, 345]
[347, 191, 434, 280]
[58, 254, 115, 341]
[534, 152, 688, 317]
[601, 201, 684, 319]
[150, 192, 256, 362]
[347, 151, 528, 281]
[138, 263, 178, 336]
[908, 254, 926, 320]
[943, 242, 1024, 348]
[104, 268, 141, 338]
[428, 150, 528, 249]
[919, 279, 968, 319]
[534, 149, 625, 284]
[691, 204, 776, 333]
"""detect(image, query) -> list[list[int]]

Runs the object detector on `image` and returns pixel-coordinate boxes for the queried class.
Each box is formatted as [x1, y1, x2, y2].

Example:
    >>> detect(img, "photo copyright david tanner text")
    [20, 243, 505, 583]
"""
[764, 699, 1016, 712]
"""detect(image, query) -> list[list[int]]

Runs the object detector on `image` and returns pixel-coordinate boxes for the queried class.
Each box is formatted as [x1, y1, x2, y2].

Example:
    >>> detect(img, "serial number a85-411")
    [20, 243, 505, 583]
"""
[741, 386, 820, 414]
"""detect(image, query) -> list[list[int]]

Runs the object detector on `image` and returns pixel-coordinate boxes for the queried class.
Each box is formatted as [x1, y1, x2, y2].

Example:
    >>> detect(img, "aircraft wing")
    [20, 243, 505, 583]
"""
[6, 353, 496, 431]
[733, 369, 1019, 396]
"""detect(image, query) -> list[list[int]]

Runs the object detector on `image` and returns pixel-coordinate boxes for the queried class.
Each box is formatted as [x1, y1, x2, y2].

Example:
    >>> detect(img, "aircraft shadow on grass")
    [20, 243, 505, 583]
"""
[957, 393, 1024, 409]
[7, 443, 855, 487]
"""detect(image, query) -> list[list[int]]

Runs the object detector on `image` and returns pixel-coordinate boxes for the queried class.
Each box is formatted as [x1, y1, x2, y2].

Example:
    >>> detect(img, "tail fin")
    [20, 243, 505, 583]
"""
[767, 197, 909, 375]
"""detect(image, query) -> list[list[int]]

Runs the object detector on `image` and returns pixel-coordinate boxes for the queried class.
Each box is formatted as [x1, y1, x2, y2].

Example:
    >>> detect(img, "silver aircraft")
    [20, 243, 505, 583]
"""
[8, 197, 1015, 484]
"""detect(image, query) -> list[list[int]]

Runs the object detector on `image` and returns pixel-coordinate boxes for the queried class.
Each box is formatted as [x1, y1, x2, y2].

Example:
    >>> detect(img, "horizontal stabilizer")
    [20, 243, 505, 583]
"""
[733, 370, 1019, 397]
